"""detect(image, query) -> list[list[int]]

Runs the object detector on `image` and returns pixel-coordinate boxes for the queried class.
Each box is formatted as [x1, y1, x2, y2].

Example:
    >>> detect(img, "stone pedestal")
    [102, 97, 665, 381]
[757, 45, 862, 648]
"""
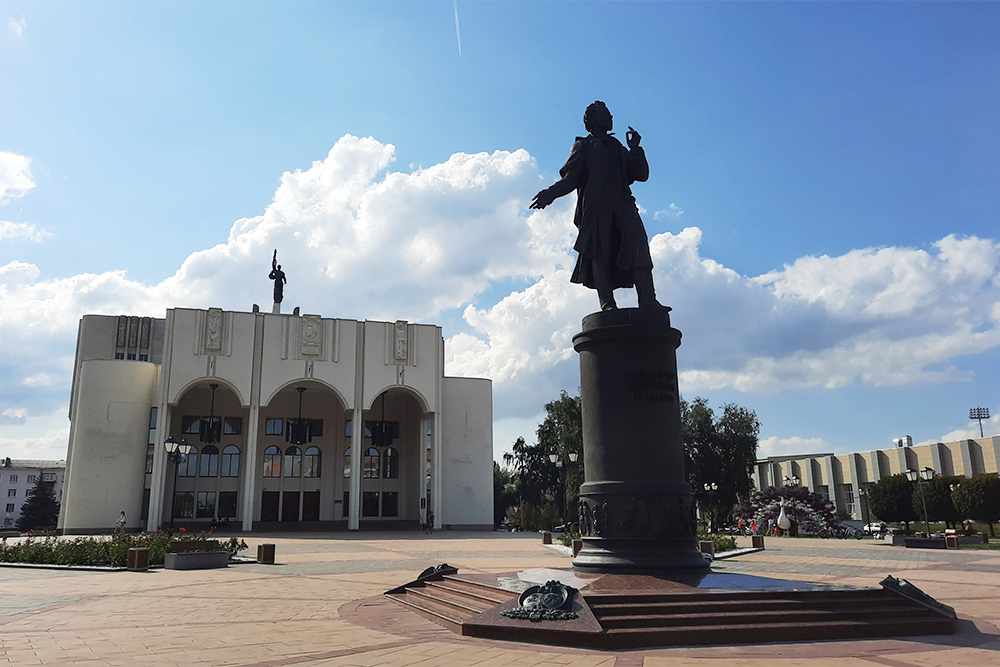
[572, 308, 708, 572]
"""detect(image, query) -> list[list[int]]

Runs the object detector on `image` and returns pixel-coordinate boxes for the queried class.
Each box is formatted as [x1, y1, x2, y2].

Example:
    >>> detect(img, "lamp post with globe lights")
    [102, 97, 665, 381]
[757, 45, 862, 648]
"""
[549, 450, 579, 527]
[702, 482, 718, 532]
[164, 435, 194, 531]
[906, 466, 935, 536]
[858, 486, 872, 533]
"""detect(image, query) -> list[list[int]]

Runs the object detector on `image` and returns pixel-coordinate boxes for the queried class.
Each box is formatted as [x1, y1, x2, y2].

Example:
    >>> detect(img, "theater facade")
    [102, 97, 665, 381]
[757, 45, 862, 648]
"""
[58, 308, 493, 533]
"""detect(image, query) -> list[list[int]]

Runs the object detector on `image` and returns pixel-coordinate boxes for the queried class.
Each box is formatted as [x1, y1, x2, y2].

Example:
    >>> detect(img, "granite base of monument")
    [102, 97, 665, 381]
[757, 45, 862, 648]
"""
[572, 308, 707, 572]
[376, 566, 956, 649]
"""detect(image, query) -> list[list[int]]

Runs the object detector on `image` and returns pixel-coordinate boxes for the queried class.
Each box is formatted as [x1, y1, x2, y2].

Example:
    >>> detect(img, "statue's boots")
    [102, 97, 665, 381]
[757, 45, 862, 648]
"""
[635, 269, 668, 310]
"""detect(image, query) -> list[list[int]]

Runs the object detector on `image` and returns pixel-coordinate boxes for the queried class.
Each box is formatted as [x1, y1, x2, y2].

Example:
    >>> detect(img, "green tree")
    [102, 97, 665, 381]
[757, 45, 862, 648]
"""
[493, 460, 519, 528]
[867, 474, 916, 529]
[951, 475, 1000, 536]
[535, 390, 584, 524]
[681, 397, 760, 532]
[509, 436, 559, 508]
[16, 473, 60, 532]
[913, 475, 964, 528]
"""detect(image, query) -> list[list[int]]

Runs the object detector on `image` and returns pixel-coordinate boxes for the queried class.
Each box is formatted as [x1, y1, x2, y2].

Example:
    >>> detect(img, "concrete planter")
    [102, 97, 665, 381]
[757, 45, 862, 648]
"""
[904, 537, 947, 550]
[164, 551, 230, 570]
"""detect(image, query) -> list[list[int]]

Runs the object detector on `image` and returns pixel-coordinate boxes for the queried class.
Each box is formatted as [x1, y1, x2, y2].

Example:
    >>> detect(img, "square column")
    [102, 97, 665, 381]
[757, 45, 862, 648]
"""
[349, 407, 362, 529]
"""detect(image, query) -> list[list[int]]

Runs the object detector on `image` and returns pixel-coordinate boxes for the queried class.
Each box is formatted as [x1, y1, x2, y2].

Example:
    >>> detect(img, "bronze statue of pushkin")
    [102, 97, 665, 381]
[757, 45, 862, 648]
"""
[531, 101, 664, 311]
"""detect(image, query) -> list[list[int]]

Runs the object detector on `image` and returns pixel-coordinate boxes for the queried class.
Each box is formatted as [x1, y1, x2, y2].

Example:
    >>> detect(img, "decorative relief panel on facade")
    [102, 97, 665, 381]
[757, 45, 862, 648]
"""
[140, 317, 151, 348]
[205, 308, 224, 352]
[127, 316, 139, 347]
[116, 316, 128, 347]
[301, 315, 322, 357]
[394, 320, 408, 363]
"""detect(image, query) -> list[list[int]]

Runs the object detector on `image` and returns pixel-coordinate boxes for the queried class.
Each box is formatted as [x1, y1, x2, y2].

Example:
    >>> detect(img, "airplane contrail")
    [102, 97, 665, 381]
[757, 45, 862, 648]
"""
[453, 0, 462, 55]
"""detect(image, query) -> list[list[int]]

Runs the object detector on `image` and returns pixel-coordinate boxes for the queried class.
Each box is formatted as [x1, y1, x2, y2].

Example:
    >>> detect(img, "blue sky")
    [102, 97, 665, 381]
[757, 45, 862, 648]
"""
[2, 1, 1000, 462]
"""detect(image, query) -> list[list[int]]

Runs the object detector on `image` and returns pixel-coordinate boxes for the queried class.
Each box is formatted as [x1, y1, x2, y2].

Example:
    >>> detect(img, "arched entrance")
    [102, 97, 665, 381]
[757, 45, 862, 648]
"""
[257, 381, 347, 525]
[162, 381, 246, 527]
[352, 388, 427, 526]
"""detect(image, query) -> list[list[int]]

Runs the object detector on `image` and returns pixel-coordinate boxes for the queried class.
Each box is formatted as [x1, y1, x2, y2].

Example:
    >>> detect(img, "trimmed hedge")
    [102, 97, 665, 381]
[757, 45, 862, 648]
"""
[0, 532, 248, 567]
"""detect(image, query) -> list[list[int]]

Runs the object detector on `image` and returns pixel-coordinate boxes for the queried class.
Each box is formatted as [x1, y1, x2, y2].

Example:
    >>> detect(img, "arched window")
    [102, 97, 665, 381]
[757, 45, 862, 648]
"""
[263, 446, 281, 477]
[383, 447, 399, 479]
[363, 448, 380, 479]
[303, 447, 321, 478]
[178, 446, 198, 477]
[199, 445, 220, 477]
[221, 445, 240, 477]
[284, 446, 302, 477]
[343, 447, 351, 478]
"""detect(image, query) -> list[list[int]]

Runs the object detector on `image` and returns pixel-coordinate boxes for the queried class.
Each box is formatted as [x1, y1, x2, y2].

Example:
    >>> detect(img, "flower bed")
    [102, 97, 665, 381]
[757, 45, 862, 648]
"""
[0, 531, 248, 568]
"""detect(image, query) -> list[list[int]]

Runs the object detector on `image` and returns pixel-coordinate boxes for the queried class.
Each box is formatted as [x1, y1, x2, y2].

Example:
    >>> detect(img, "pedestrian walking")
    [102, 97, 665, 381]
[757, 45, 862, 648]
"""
[750, 519, 757, 535]
[114, 511, 126, 536]
[426, 510, 435, 535]
[767, 517, 775, 536]
[738, 518, 745, 536]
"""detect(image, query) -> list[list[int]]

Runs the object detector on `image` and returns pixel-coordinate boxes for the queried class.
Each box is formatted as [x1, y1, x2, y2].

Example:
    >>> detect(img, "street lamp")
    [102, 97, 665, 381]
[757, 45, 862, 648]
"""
[783, 475, 800, 487]
[164, 435, 194, 531]
[703, 482, 718, 532]
[549, 450, 579, 527]
[905, 466, 935, 536]
[858, 487, 871, 532]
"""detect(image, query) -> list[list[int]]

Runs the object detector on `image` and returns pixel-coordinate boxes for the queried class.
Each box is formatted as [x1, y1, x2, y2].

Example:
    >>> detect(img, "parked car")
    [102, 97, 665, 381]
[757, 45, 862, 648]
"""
[863, 522, 890, 535]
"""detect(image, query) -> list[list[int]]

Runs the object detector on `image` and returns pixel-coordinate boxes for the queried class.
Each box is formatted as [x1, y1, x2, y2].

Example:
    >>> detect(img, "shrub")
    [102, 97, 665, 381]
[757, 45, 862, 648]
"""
[0, 531, 178, 567]
[558, 531, 580, 547]
[518, 503, 561, 531]
[697, 529, 737, 553]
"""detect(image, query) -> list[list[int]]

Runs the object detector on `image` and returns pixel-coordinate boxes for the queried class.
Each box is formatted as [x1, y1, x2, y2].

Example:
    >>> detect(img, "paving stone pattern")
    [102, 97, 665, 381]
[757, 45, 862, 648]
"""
[1, 533, 998, 666]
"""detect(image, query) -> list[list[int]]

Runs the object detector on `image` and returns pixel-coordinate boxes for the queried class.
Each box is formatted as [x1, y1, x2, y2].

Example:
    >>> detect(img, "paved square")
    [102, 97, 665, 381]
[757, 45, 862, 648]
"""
[1, 534, 998, 666]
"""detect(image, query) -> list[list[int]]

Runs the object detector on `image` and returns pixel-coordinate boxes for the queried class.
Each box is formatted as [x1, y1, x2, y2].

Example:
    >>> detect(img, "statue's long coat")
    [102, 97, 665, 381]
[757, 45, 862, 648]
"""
[542, 134, 653, 289]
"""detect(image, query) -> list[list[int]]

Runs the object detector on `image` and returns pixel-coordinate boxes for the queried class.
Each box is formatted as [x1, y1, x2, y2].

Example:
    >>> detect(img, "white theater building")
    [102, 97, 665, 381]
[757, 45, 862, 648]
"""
[58, 308, 493, 533]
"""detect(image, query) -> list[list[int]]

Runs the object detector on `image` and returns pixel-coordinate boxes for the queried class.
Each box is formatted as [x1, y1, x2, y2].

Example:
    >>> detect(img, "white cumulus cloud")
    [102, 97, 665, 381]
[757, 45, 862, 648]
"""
[3, 135, 1000, 460]
[0, 151, 35, 204]
[757, 436, 831, 459]
[0, 220, 52, 242]
[654, 203, 684, 220]
[7, 17, 25, 38]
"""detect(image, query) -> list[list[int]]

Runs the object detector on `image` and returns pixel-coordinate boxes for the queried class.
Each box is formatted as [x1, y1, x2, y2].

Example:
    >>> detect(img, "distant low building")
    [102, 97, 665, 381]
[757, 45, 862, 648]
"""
[1, 458, 66, 530]
[58, 308, 493, 534]
[753, 436, 1000, 518]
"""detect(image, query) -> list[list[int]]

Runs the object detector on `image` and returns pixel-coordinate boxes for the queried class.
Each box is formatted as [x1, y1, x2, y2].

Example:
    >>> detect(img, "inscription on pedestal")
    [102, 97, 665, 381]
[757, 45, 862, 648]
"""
[624, 369, 677, 403]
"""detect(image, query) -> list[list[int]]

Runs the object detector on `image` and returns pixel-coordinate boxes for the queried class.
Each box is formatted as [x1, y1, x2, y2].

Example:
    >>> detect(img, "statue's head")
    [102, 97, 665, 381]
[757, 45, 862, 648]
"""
[277, 265, 281, 270]
[584, 101, 613, 134]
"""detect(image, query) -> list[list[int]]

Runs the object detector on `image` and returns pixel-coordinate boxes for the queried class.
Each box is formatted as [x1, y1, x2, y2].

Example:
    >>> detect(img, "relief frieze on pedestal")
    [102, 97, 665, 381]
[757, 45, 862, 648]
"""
[578, 493, 696, 540]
